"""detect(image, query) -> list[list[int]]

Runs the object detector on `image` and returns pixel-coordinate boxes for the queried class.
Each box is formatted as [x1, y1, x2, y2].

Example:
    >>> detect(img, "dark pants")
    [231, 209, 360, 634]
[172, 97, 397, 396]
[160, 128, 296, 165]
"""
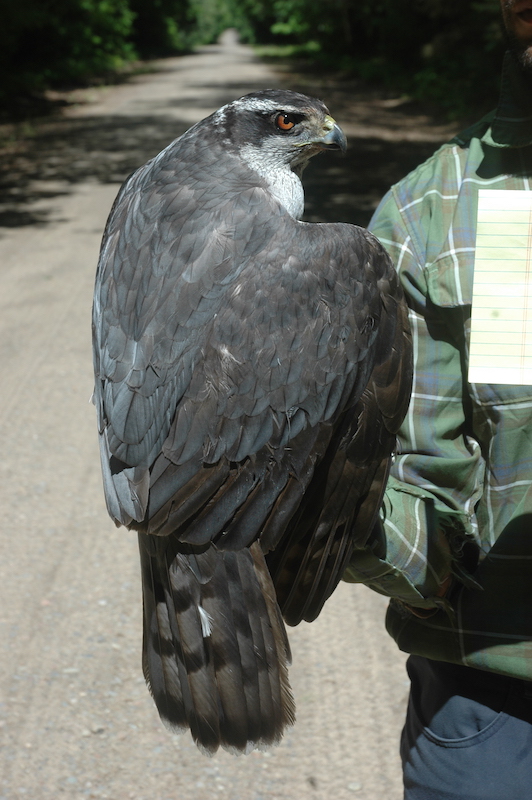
[401, 655, 532, 800]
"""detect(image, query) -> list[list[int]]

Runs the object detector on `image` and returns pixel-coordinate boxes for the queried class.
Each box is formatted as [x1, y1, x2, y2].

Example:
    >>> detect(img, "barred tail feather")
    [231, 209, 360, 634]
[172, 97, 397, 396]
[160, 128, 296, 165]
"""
[139, 534, 294, 755]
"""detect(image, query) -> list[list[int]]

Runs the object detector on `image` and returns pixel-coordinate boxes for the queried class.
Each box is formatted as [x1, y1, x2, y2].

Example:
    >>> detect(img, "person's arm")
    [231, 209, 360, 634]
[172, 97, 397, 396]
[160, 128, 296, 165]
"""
[345, 187, 483, 612]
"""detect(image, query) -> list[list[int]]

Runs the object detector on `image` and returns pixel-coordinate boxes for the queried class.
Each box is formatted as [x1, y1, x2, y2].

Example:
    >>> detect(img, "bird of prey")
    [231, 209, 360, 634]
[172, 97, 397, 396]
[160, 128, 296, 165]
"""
[92, 89, 412, 755]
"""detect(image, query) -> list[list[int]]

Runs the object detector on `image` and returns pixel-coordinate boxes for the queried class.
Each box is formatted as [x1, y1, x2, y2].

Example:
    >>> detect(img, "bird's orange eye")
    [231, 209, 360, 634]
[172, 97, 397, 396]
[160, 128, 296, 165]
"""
[275, 113, 296, 131]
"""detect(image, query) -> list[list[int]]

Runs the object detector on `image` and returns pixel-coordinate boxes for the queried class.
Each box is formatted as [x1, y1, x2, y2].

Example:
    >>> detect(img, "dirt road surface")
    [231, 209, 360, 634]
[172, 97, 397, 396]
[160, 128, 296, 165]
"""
[0, 32, 453, 800]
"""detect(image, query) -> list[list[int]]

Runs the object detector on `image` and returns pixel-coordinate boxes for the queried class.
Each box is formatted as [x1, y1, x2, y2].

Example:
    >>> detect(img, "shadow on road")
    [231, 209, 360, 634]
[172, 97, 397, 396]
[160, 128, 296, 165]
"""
[1, 60, 452, 229]
[1, 114, 191, 228]
[303, 138, 438, 227]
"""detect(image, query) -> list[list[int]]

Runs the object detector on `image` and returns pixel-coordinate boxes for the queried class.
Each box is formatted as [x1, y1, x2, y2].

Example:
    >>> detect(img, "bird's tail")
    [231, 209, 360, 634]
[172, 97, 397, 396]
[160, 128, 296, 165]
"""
[138, 534, 295, 755]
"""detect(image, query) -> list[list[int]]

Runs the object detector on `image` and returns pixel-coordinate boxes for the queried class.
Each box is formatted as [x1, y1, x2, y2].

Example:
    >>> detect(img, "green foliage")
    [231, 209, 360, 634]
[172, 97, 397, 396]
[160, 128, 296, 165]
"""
[187, 0, 235, 46]
[407, 0, 504, 114]
[220, 0, 275, 43]
[0, 0, 508, 119]
[128, 0, 190, 55]
[1, 0, 137, 103]
[1, 0, 197, 106]
[232, 0, 506, 116]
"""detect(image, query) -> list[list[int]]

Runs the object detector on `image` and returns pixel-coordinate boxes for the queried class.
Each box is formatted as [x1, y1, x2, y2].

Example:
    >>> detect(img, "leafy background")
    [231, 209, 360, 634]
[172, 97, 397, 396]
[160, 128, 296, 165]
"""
[2, 0, 505, 118]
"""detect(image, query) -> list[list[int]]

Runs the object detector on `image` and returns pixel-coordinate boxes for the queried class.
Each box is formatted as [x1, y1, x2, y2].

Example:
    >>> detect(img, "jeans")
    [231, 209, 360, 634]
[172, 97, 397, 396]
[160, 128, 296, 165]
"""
[401, 655, 532, 800]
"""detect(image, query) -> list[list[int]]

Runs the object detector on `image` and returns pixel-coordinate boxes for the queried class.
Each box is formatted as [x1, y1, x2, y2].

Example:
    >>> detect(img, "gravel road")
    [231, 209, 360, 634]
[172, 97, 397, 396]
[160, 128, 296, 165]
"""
[0, 31, 452, 800]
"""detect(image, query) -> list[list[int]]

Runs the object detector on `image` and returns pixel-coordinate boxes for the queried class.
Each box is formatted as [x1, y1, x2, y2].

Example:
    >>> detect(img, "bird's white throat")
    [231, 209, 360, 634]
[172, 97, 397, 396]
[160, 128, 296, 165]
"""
[240, 143, 305, 219]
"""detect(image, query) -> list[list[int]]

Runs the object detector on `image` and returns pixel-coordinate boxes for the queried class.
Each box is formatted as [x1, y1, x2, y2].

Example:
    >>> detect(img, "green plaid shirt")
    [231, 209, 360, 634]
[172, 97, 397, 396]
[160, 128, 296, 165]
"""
[345, 53, 532, 680]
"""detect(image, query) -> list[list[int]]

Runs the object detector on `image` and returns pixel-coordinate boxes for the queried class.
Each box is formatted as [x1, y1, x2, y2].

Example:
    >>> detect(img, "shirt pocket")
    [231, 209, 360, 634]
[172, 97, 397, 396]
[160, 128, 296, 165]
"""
[470, 381, 532, 405]
[425, 254, 532, 405]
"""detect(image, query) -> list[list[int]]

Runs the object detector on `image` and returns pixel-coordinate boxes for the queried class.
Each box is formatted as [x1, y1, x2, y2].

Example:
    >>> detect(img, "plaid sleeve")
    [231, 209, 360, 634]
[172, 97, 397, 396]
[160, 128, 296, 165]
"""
[345, 181, 484, 610]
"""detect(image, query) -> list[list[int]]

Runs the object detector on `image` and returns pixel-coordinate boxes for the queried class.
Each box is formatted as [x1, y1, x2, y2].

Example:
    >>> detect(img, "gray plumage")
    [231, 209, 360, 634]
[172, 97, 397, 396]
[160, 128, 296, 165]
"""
[92, 89, 412, 754]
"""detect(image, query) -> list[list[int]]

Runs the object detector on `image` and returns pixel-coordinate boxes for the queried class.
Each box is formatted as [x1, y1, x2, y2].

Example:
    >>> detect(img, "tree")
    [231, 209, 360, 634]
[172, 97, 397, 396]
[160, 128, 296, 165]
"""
[1, 0, 136, 99]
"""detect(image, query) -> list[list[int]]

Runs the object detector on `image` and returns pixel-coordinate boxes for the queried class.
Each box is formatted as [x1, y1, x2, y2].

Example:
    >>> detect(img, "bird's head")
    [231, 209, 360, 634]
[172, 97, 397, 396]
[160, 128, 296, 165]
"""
[209, 89, 347, 217]
[214, 89, 347, 172]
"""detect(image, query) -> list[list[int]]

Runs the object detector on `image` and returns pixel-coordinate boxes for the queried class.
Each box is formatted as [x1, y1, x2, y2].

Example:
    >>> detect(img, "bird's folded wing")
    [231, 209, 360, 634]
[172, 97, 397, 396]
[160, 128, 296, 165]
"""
[93, 142, 395, 554]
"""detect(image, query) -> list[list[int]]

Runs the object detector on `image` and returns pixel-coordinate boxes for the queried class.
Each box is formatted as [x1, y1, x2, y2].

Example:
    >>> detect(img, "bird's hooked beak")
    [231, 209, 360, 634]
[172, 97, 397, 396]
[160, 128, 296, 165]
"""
[315, 115, 347, 154]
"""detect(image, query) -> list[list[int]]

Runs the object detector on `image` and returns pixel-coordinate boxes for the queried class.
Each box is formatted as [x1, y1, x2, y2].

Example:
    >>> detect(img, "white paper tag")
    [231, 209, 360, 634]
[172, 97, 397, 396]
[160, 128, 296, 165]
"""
[468, 189, 532, 385]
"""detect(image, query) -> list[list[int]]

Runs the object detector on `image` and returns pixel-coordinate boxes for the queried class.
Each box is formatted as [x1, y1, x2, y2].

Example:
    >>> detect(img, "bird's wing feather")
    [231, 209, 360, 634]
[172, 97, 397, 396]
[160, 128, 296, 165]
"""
[93, 130, 389, 542]
[266, 254, 413, 624]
